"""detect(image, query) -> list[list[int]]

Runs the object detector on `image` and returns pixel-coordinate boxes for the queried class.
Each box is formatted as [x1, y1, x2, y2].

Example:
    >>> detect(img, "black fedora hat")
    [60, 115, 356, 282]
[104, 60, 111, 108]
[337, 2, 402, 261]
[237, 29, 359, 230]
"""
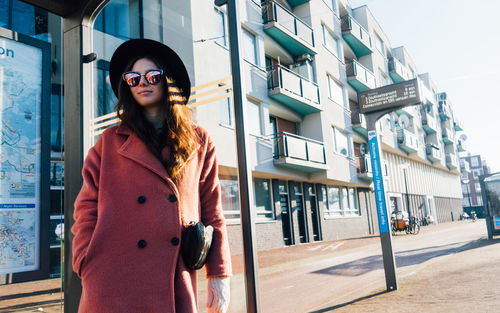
[109, 38, 191, 103]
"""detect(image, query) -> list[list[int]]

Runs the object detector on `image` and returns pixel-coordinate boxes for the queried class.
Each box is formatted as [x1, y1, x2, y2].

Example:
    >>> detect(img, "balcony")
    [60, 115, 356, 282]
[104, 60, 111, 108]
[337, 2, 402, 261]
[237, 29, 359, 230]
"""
[426, 144, 442, 163]
[457, 139, 467, 152]
[388, 58, 410, 83]
[438, 101, 451, 121]
[356, 154, 372, 181]
[341, 15, 372, 57]
[420, 109, 439, 135]
[273, 132, 328, 172]
[454, 119, 464, 131]
[446, 153, 459, 170]
[267, 64, 321, 115]
[442, 128, 454, 145]
[460, 159, 471, 173]
[350, 103, 367, 139]
[263, 1, 315, 57]
[345, 60, 376, 92]
[397, 129, 418, 154]
[286, 0, 309, 7]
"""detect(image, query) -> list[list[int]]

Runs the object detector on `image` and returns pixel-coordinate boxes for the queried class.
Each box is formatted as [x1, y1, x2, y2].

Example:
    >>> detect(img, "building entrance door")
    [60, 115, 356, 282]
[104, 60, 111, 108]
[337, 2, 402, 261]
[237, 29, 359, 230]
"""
[305, 183, 322, 241]
[273, 179, 294, 245]
[290, 181, 309, 243]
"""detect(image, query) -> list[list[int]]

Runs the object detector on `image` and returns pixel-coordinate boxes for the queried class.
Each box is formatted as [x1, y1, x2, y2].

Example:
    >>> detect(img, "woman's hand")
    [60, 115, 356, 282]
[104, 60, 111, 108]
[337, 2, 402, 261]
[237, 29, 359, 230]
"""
[206, 276, 230, 313]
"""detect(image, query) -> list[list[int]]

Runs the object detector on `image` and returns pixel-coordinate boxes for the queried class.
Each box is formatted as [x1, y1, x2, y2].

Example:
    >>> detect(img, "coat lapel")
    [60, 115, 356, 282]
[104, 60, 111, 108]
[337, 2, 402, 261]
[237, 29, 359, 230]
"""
[116, 126, 173, 185]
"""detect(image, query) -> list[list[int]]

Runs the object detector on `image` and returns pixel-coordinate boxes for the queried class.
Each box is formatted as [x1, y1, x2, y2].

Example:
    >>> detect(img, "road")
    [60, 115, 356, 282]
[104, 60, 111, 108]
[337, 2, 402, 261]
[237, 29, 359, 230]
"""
[207, 220, 489, 313]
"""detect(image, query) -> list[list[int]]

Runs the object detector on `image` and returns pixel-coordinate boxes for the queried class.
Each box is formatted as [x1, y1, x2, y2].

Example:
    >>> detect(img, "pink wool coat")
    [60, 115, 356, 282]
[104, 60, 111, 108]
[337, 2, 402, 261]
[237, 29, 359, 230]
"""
[71, 124, 232, 313]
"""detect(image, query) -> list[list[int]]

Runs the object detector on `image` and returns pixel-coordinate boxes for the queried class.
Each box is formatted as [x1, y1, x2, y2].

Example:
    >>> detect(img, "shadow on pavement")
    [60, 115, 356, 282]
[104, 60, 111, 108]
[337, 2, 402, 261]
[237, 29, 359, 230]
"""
[310, 238, 500, 312]
[308, 290, 390, 312]
[312, 237, 500, 277]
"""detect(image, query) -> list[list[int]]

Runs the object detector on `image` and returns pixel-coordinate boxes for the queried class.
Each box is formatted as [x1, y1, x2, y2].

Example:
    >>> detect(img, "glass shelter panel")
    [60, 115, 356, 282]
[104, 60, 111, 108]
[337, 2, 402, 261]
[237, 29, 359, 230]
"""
[88, 1, 246, 312]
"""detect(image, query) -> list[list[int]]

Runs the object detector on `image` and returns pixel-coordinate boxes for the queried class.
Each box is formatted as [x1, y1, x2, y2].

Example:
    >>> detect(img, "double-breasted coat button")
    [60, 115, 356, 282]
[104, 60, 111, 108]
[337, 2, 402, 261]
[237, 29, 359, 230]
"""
[170, 237, 180, 246]
[137, 239, 147, 248]
[168, 194, 177, 202]
[138, 196, 146, 204]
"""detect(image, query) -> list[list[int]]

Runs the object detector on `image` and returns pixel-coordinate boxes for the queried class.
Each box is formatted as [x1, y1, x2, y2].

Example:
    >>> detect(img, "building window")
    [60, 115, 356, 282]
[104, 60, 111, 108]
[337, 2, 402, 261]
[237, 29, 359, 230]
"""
[327, 75, 344, 107]
[219, 86, 232, 126]
[325, 186, 359, 217]
[473, 169, 481, 179]
[477, 197, 483, 206]
[322, 0, 337, 13]
[242, 28, 257, 65]
[325, 186, 341, 216]
[462, 184, 469, 194]
[471, 156, 480, 167]
[475, 183, 481, 192]
[214, 8, 227, 47]
[322, 24, 339, 58]
[248, 99, 262, 135]
[374, 33, 385, 56]
[254, 178, 274, 220]
[220, 175, 240, 221]
[332, 126, 352, 158]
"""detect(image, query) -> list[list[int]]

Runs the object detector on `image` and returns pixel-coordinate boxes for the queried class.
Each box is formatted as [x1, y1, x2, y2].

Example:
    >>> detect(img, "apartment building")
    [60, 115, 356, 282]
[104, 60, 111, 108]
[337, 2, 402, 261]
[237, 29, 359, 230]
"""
[460, 154, 491, 216]
[189, 0, 465, 253]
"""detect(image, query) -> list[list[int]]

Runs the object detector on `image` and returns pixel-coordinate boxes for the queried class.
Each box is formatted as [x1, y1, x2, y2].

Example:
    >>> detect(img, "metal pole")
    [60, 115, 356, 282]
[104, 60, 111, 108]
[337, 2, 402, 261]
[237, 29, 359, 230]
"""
[222, 0, 261, 311]
[403, 168, 411, 218]
[366, 114, 398, 292]
[466, 184, 472, 209]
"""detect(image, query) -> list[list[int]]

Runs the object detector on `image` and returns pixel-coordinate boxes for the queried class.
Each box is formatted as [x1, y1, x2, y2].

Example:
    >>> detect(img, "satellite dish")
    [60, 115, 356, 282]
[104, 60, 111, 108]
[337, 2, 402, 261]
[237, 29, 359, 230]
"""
[459, 134, 468, 142]
[359, 143, 367, 155]
[399, 115, 410, 129]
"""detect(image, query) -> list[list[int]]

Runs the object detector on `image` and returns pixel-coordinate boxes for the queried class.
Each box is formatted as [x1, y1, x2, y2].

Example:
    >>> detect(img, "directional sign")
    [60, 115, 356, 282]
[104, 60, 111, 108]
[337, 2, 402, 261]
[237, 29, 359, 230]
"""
[368, 130, 389, 233]
[359, 78, 421, 114]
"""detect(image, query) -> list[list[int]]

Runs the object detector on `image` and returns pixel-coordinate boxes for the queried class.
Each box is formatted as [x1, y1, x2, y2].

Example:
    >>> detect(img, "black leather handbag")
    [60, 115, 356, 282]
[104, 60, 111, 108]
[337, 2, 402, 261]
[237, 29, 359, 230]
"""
[181, 221, 214, 270]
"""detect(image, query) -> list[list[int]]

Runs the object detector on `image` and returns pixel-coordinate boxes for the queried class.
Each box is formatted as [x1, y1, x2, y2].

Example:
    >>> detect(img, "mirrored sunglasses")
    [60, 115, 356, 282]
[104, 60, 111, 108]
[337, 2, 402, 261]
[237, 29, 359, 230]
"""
[122, 69, 164, 87]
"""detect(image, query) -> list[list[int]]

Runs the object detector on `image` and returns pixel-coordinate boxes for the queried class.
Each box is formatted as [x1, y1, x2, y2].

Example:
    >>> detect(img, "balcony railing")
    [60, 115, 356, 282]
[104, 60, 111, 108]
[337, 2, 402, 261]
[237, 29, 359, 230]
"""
[267, 64, 321, 114]
[454, 119, 464, 131]
[356, 154, 372, 181]
[460, 159, 471, 173]
[397, 128, 418, 153]
[425, 144, 442, 163]
[273, 132, 327, 172]
[446, 153, 459, 170]
[262, 0, 315, 56]
[345, 60, 376, 92]
[438, 100, 451, 121]
[340, 14, 372, 57]
[420, 108, 438, 135]
[442, 128, 454, 145]
[388, 58, 410, 83]
[457, 139, 467, 152]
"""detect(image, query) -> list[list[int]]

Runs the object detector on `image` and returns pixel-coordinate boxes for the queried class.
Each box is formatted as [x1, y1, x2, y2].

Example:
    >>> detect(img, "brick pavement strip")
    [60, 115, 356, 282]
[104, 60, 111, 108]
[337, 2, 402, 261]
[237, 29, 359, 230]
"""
[0, 278, 63, 313]
[312, 237, 500, 313]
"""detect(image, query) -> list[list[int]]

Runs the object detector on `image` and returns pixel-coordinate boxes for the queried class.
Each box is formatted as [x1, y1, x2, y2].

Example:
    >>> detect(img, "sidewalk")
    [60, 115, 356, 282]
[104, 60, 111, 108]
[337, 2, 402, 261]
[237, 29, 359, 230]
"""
[312, 234, 500, 312]
[1, 221, 496, 312]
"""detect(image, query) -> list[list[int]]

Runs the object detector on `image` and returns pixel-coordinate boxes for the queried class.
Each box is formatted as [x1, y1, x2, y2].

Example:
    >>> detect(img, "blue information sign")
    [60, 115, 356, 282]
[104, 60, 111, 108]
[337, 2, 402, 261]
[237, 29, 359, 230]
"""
[368, 130, 389, 233]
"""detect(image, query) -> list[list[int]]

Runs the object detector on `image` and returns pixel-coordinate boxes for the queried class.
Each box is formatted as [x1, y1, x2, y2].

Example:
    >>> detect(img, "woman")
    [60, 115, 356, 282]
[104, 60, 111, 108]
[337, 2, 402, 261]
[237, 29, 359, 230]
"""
[71, 39, 232, 313]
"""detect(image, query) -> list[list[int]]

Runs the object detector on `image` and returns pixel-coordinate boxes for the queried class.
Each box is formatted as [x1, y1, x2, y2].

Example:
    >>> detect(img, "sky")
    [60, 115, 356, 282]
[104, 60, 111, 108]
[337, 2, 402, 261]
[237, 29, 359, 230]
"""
[348, 0, 500, 172]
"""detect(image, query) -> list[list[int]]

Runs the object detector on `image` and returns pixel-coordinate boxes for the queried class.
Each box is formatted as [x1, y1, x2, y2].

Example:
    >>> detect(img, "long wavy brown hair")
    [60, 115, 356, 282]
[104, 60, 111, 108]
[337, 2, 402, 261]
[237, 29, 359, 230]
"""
[115, 56, 199, 180]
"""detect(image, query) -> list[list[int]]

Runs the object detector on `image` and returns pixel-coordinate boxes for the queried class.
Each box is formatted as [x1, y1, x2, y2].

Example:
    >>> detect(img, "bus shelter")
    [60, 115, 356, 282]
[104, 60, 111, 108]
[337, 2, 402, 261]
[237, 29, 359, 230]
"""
[480, 172, 500, 239]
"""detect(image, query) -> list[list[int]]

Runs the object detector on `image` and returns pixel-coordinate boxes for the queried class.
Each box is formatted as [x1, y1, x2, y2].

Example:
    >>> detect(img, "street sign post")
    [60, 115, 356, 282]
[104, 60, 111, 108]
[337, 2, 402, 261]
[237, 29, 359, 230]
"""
[359, 78, 422, 291]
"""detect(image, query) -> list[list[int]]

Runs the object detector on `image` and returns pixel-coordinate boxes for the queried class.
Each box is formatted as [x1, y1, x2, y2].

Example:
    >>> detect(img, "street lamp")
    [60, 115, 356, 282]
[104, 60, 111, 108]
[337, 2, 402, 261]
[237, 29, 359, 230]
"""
[400, 162, 411, 219]
[462, 178, 472, 210]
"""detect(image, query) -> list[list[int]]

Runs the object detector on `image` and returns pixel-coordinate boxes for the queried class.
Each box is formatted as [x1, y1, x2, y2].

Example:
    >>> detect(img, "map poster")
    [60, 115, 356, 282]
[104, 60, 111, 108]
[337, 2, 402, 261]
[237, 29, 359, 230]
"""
[0, 36, 42, 274]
